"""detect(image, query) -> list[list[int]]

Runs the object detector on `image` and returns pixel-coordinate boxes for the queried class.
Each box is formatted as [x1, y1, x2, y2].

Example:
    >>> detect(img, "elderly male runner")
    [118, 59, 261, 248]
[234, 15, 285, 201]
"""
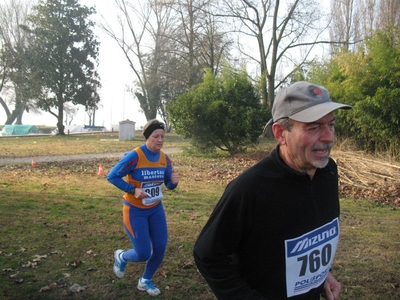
[193, 81, 351, 300]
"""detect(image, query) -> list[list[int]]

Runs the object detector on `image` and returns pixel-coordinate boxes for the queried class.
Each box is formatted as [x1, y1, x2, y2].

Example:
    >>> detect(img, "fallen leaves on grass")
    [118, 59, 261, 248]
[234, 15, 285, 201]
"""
[39, 285, 51, 293]
[86, 250, 96, 256]
[67, 259, 83, 268]
[69, 283, 86, 293]
[21, 254, 48, 269]
[157, 269, 168, 277]
[183, 261, 194, 269]
[22, 261, 38, 269]
[33, 254, 48, 262]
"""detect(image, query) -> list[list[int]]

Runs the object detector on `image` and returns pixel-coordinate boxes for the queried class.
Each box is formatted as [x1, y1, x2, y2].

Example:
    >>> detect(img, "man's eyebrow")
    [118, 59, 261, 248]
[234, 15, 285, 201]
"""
[307, 117, 336, 126]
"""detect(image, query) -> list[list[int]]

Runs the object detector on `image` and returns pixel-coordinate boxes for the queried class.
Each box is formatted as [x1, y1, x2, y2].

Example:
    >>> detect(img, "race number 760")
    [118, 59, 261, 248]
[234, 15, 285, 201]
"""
[297, 244, 332, 276]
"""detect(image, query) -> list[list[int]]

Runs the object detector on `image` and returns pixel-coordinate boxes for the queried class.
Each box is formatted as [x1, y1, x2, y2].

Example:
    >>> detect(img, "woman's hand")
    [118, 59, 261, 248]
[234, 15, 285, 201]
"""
[171, 168, 179, 185]
[134, 188, 150, 199]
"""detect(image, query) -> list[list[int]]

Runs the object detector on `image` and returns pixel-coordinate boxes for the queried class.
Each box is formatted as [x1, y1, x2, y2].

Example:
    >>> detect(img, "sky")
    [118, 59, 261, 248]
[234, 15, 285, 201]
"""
[0, 0, 148, 130]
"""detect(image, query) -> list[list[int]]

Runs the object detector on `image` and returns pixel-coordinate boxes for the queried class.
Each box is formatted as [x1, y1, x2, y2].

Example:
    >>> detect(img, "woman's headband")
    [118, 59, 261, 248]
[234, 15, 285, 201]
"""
[143, 122, 165, 139]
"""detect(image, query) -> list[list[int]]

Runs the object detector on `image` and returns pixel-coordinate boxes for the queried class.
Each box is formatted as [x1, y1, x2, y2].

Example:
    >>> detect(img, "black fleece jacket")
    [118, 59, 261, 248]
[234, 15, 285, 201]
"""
[193, 145, 340, 300]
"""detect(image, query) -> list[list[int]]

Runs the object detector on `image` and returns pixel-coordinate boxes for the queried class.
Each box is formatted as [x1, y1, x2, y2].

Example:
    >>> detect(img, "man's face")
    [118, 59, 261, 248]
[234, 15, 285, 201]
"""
[280, 112, 336, 177]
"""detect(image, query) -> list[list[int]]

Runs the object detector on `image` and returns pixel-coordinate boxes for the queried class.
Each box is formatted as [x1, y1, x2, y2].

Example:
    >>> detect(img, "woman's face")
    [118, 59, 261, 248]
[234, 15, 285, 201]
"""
[146, 129, 165, 152]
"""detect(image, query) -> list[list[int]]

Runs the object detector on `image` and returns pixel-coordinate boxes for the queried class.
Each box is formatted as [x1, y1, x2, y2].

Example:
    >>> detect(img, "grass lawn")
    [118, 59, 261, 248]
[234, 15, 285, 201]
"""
[0, 133, 399, 299]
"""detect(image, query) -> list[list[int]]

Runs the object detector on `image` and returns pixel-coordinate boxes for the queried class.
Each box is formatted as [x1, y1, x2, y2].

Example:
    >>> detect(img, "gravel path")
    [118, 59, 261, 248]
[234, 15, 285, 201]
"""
[0, 147, 182, 165]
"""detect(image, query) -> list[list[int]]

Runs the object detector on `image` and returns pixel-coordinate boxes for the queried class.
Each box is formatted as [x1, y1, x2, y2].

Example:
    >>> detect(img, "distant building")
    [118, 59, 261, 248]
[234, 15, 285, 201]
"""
[119, 119, 136, 140]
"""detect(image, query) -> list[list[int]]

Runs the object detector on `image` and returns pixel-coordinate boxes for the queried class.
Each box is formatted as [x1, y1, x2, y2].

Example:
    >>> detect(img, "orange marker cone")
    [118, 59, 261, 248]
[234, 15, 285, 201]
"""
[98, 164, 104, 175]
[31, 158, 37, 167]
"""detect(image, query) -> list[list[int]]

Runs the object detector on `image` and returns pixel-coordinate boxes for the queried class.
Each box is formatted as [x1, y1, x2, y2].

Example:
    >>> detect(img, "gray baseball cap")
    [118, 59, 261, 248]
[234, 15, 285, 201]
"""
[266, 81, 352, 126]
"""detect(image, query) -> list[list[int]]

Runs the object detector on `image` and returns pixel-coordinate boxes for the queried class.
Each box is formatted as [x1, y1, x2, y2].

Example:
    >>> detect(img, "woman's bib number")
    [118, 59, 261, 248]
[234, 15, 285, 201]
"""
[142, 182, 163, 206]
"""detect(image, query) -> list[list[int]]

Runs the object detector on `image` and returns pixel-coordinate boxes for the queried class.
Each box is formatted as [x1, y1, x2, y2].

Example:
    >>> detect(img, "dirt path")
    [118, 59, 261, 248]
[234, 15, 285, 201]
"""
[0, 147, 182, 165]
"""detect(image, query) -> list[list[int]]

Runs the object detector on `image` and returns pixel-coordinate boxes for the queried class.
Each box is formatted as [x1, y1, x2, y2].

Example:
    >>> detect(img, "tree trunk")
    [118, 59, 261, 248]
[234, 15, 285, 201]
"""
[57, 94, 65, 135]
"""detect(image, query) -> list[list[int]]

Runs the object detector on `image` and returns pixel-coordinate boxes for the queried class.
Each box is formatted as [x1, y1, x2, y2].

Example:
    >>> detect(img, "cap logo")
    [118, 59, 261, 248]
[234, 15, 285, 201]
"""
[313, 87, 322, 95]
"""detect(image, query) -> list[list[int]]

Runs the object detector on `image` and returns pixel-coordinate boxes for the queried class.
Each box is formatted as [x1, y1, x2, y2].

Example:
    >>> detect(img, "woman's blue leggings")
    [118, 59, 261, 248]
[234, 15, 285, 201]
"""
[121, 201, 168, 279]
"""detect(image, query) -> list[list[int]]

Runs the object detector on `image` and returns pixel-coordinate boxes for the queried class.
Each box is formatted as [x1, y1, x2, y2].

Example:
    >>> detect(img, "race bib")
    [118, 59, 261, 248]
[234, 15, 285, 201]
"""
[141, 182, 163, 206]
[284, 218, 339, 297]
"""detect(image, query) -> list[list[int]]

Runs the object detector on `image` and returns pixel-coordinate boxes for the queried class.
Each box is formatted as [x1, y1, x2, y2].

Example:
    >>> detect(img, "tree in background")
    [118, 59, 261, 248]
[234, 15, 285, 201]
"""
[167, 67, 269, 156]
[290, 0, 400, 157]
[329, 0, 400, 53]
[101, 0, 168, 123]
[0, 0, 38, 125]
[217, 0, 330, 109]
[24, 0, 100, 135]
[100, 0, 345, 128]
[101, 0, 231, 128]
[308, 27, 400, 156]
[342, 28, 400, 155]
[329, 0, 361, 53]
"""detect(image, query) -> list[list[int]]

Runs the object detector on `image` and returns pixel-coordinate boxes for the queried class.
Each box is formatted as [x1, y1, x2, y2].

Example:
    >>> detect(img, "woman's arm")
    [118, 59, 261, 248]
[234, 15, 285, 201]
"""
[107, 151, 138, 192]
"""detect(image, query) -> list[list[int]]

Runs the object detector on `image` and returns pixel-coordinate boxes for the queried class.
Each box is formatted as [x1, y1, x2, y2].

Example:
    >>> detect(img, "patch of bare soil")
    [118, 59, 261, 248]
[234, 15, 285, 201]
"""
[0, 147, 182, 165]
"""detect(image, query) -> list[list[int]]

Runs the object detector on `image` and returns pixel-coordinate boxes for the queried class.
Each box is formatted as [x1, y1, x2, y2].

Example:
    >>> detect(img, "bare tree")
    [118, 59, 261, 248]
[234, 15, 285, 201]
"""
[100, 0, 175, 123]
[172, 0, 232, 77]
[217, 0, 330, 108]
[171, 0, 218, 86]
[330, 0, 358, 52]
[144, 0, 181, 130]
[100, 0, 232, 127]
[0, 0, 36, 125]
[330, 0, 400, 55]
[197, 12, 232, 74]
[376, 0, 400, 29]
[359, 0, 377, 38]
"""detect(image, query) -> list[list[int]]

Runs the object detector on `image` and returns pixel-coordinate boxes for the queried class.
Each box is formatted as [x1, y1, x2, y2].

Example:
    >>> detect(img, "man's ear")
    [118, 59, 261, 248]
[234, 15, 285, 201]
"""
[272, 123, 286, 145]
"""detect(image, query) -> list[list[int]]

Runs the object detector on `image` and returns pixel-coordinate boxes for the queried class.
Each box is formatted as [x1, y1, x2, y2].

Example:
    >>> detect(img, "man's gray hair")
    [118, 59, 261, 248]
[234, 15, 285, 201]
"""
[276, 118, 294, 131]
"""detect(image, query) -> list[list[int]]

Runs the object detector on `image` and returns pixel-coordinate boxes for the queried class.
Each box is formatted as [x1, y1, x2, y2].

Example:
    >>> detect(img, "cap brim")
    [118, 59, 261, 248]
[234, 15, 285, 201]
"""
[263, 118, 274, 133]
[290, 102, 352, 123]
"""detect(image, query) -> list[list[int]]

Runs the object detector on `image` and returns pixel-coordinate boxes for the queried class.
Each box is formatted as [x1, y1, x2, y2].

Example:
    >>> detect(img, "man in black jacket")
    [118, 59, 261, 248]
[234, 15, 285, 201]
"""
[193, 82, 352, 300]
